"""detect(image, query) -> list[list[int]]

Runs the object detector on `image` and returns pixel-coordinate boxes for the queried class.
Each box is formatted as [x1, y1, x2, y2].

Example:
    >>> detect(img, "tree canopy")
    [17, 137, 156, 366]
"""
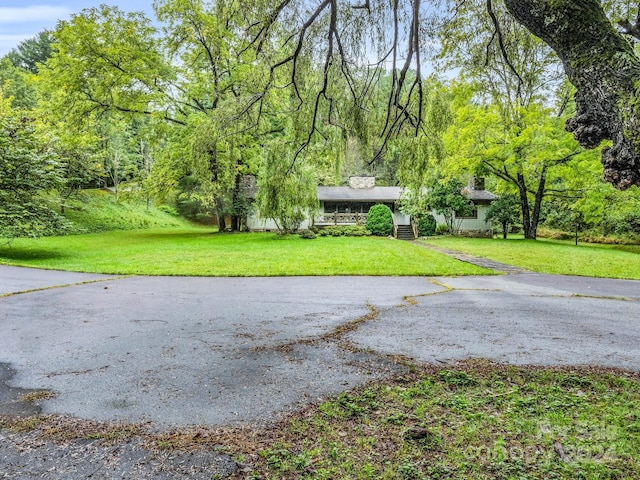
[0, 94, 69, 238]
[3, 0, 640, 240]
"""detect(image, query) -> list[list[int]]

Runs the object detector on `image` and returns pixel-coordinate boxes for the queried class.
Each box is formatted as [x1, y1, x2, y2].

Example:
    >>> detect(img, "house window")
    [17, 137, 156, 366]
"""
[455, 206, 478, 219]
[324, 202, 350, 213]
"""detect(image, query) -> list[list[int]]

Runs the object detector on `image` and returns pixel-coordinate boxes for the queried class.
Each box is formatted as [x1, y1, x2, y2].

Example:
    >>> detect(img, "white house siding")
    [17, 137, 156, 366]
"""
[246, 214, 310, 232]
[394, 211, 411, 225]
[432, 204, 493, 237]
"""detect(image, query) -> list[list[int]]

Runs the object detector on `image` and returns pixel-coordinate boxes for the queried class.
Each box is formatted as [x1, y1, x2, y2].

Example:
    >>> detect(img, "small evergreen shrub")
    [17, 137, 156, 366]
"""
[316, 225, 370, 237]
[417, 214, 437, 236]
[299, 229, 317, 239]
[366, 204, 394, 236]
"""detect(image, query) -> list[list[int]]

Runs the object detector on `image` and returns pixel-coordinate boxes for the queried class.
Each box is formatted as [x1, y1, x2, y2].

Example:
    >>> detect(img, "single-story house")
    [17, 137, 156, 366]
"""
[246, 176, 497, 238]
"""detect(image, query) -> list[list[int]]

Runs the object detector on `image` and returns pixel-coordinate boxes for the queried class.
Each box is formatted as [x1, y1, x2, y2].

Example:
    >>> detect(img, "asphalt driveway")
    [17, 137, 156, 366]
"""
[1, 266, 639, 426]
[1, 265, 639, 477]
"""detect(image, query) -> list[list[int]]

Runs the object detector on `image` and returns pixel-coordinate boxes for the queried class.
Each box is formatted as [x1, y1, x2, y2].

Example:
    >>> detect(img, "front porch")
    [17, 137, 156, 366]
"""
[314, 210, 416, 240]
[314, 212, 369, 226]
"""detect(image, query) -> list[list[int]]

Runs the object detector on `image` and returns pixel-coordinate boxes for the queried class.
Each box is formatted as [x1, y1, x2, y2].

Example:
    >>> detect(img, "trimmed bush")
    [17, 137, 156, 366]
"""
[366, 204, 394, 236]
[299, 229, 317, 239]
[315, 225, 370, 237]
[417, 214, 437, 236]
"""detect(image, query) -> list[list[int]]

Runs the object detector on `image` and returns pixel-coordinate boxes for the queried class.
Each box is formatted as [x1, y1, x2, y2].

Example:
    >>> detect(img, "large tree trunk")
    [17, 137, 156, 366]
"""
[516, 173, 536, 239]
[530, 166, 547, 239]
[504, 0, 640, 190]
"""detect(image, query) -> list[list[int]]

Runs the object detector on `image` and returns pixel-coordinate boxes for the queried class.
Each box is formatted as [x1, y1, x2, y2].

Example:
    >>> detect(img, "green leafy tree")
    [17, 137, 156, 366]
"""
[0, 94, 68, 238]
[256, 150, 318, 235]
[485, 194, 520, 239]
[52, 127, 102, 214]
[444, 81, 599, 239]
[366, 204, 394, 237]
[428, 179, 475, 235]
[253, 1, 640, 189]
[4, 30, 54, 74]
[0, 57, 41, 111]
[43, 2, 273, 230]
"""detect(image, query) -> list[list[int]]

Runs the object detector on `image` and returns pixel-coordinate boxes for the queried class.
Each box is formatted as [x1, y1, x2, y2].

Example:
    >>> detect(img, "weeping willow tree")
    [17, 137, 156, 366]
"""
[256, 149, 318, 234]
[245, 0, 640, 190]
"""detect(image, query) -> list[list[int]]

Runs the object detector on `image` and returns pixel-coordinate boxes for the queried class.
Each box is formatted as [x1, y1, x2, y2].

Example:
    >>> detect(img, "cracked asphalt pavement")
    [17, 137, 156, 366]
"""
[1, 264, 639, 477]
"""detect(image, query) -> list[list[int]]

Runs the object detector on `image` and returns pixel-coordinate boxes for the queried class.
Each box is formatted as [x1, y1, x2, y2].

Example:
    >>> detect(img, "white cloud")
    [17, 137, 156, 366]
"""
[0, 6, 71, 24]
[0, 34, 35, 56]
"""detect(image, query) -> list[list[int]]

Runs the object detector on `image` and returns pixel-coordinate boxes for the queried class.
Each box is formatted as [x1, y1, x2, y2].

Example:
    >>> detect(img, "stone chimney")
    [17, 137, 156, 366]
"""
[348, 176, 375, 189]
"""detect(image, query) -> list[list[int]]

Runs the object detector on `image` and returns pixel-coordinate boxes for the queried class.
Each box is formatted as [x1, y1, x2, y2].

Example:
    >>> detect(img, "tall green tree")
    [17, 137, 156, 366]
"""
[445, 89, 598, 239]
[4, 30, 55, 74]
[250, 1, 640, 189]
[0, 58, 39, 111]
[256, 149, 318, 234]
[428, 178, 475, 235]
[44, 2, 274, 230]
[0, 94, 68, 238]
[437, 1, 600, 240]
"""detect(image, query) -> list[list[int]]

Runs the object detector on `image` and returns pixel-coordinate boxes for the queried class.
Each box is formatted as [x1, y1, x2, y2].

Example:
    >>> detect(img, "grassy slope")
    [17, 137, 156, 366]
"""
[422, 236, 640, 280]
[50, 189, 193, 233]
[3, 190, 491, 276]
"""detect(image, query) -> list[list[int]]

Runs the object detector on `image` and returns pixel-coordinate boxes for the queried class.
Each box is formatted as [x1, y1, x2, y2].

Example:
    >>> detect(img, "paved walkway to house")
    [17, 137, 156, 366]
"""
[1, 264, 639, 478]
[415, 241, 531, 273]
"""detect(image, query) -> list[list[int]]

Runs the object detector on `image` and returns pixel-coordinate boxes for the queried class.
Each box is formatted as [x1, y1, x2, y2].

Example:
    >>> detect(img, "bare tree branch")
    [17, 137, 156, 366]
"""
[486, 0, 525, 99]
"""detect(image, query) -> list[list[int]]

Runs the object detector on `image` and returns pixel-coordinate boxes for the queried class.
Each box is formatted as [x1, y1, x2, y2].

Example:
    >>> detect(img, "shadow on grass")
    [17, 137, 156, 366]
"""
[124, 229, 219, 242]
[0, 246, 67, 262]
[611, 244, 640, 254]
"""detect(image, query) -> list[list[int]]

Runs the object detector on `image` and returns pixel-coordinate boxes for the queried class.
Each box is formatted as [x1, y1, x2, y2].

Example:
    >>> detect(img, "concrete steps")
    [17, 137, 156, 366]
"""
[396, 225, 416, 240]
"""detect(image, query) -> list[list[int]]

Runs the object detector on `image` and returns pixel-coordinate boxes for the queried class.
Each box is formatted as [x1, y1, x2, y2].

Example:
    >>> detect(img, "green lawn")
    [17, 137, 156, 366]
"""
[0, 229, 491, 276]
[421, 236, 640, 280]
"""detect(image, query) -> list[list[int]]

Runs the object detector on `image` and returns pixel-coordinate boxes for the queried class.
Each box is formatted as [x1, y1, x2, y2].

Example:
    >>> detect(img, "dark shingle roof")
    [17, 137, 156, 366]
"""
[317, 186, 402, 202]
[461, 187, 498, 201]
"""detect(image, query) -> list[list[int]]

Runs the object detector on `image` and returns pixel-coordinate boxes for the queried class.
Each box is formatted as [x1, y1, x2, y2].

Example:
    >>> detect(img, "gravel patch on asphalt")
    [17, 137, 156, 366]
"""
[0, 431, 238, 480]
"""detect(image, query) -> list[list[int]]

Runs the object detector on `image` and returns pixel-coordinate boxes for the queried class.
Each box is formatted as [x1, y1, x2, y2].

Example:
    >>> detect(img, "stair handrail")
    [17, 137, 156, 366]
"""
[411, 218, 418, 239]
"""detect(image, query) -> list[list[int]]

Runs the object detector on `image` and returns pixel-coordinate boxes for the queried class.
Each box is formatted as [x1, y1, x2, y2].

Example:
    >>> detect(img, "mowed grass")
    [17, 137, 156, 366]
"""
[0, 228, 491, 276]
[421, 236, 640, 280]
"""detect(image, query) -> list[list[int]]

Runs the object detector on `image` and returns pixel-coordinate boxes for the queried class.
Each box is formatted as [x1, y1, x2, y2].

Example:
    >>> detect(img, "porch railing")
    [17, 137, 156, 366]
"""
[315, 212, 368, 225]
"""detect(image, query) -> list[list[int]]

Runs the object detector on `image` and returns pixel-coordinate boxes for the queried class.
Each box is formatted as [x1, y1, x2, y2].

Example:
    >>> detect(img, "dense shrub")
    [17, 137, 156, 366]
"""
[299, 229, 317, 239]
[366, 204, 394, 236]
[417, 214, 437, 236]
[315, 225, 370, 237]
[436, 223, 450, 235]
[157, 204, 179, 216]
[602, 211, 640, 236]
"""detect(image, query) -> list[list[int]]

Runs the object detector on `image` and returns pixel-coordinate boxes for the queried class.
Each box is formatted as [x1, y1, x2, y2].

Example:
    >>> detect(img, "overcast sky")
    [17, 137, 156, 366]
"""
[0, 2, 154, 57]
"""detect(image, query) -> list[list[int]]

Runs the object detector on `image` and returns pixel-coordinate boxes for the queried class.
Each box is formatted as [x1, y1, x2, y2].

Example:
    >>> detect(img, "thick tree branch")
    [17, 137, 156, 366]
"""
[618, 5, 640, 40]
[486, 0, 524, 99]
[505, 0, 640, 190]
